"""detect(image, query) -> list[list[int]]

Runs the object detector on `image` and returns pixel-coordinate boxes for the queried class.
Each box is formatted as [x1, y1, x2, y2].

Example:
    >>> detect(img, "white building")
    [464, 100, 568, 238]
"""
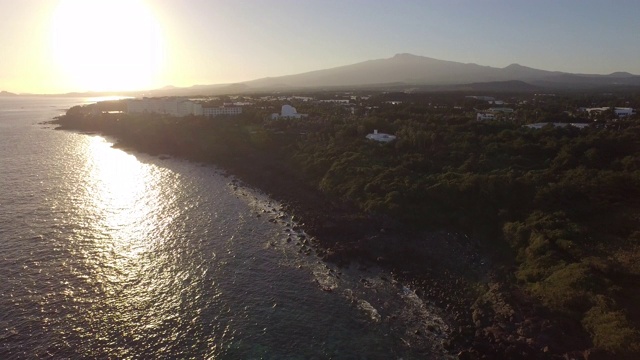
[614, 107, 635, 117]
[319, 99, 351, 104]
[488, 107, 514, 113]
[126, 97, 247, 118]
[203, 106, 242, 117]
[476, 112, 495, 121]
[126, 98, 202, 117]
[291, 96, 314, 102]
[366, 129, 396, 143]
[466, 96, 495, 101]
[586, 107, 636, 118]
[524, 123, 589, 130]
[271, 105, 308, 119]
[179, 101, 203, 116]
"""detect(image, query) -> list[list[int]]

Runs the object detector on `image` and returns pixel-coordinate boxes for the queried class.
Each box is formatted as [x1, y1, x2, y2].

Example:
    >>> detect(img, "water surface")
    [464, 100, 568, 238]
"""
[0, 97, 451, 359]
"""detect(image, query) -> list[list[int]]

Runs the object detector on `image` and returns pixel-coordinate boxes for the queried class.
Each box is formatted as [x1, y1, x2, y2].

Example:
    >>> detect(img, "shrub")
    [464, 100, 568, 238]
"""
[583, 296, 640, 354]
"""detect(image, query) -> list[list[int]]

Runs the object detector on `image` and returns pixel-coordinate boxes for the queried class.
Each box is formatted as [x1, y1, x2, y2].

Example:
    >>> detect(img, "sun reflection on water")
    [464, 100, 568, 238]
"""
[73, 136, 188, 354]
[84, 136, 158, 262]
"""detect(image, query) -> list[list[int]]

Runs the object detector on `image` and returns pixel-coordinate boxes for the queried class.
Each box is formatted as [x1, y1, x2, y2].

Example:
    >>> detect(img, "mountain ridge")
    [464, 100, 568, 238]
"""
[5, 54, 640, 97]
[238, 53, 640, 91]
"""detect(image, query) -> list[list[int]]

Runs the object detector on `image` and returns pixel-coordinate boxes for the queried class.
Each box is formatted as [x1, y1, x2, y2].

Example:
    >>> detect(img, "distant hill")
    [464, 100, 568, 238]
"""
[243, 54, 543, 89]
[17, 54, 640, 97]
[446, 80, 543, 92]
[110, 53, 634, 96]
[0, 91, 18, 96]
[235, 53, 640, 92]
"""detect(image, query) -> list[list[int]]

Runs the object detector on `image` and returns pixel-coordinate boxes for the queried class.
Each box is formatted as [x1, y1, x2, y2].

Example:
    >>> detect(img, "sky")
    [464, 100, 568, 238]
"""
[1, 0, 640, 94]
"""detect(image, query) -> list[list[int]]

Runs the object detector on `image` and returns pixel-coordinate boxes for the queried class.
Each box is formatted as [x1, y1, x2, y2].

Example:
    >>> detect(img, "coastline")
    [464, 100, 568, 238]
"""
[50, 112, 610, 359]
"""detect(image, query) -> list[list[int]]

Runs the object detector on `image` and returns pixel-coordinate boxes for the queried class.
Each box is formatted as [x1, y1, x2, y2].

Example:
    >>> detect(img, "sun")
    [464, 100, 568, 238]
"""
[51, 0, 165, 92]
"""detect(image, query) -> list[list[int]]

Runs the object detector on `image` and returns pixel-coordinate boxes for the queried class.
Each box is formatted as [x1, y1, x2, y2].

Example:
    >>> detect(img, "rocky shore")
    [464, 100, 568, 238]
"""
[191, 143, 598, 360]
[119, 142, 599, 359]
[51, 114, 617, 359]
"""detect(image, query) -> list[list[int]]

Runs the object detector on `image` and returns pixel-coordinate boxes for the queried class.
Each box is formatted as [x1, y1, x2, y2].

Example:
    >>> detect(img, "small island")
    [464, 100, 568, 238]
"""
[53, 91, 640, 359]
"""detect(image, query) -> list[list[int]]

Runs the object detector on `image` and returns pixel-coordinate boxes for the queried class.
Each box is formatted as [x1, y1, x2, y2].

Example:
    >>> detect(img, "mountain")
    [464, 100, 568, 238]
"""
[13, 54, 640, 97]
[445, 80, 543, 92]
[244, 53, 536, 88]
[237, 53, 640, 92]
[0, 91, 18, 96]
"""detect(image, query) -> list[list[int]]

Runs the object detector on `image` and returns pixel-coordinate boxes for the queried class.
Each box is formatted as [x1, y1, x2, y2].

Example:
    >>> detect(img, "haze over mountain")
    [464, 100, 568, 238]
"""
[9, 54, 640, 97]
[244, 54, 554, 89]
[145, 53, 639, 96]
[240, 53, 640, 90]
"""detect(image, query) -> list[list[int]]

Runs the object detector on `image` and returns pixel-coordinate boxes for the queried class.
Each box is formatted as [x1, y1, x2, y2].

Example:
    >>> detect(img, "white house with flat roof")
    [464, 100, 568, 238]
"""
[586, 107, 636, 118]
[613, 107, 635, 117]
[476, 112, 496, 121]
[366, 130, 396, 143]
[271, 105, 308, 119]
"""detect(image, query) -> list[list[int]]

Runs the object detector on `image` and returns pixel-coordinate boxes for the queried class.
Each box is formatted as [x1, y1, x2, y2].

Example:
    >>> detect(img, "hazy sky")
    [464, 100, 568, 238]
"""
[2, 0, 640, 94]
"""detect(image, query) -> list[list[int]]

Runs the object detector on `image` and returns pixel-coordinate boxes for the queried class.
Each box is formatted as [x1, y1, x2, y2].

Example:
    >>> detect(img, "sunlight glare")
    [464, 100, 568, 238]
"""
[51, 0, 165, 92]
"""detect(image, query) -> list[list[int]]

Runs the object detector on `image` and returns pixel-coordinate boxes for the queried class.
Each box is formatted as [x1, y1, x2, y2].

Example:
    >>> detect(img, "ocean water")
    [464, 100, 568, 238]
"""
[0, 97, 451, 359]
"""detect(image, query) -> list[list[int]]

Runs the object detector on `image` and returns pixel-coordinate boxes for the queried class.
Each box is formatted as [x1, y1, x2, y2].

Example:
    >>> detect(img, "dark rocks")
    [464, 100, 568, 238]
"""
[443, 339, 454, 350]
[582, 348, 613, 360]
[457, 349, 479, 360]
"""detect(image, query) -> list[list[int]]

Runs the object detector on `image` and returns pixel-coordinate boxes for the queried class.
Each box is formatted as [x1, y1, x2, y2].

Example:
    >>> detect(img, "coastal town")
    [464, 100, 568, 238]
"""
[91, 90, 639, 143]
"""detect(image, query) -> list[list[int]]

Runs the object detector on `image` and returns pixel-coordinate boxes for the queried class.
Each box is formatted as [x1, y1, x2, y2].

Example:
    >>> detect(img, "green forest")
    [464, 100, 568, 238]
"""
[269, 109, 640, 355]
[55, 93, 640, 356]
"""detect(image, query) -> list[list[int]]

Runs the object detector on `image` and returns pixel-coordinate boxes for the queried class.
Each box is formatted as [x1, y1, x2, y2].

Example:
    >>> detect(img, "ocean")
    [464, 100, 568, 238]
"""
[0, 96, 450, 359]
